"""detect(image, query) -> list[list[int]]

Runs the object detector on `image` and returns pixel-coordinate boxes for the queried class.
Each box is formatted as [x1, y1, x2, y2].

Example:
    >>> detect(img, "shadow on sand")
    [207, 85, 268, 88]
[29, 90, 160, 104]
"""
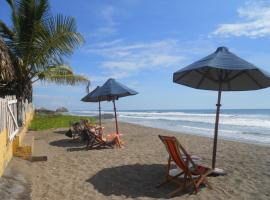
[49, 138, 112, 152]
[87, 164, 191, 199]
[49, 139, 85, 148]
[53, 130, 68, 135]
[66, 147, 87, 152]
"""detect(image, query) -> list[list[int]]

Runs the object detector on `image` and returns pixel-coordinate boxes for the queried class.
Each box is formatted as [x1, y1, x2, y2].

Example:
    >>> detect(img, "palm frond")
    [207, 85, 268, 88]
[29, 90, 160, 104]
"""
[5, 0, 19, 33]
[36, 65, 89, 85]
[41, 65, 73, 75]
[33, 14, 84, 67]
[15, 0, 42, 61]
[36, 0, 50, 22]
[0, 20, 14, 40]
[40, 74, 89, 85]
[2, 0, 87, 100]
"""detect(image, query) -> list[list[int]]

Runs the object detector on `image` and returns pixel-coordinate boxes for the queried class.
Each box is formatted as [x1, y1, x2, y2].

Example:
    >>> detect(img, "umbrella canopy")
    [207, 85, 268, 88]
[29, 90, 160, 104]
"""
[91, 78, 138, 100]
[81, 86, 102, 102]
[173, 47, 270, 91]
[81, 86, 103, 126]
[91, 78, 138, 136]
[173, 46, 270, 170]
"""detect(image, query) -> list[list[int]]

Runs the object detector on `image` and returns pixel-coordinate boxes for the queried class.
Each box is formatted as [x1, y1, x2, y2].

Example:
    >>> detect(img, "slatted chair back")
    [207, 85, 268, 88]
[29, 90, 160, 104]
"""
[158, 135, 213, 196]
[158, 135, 189, 171]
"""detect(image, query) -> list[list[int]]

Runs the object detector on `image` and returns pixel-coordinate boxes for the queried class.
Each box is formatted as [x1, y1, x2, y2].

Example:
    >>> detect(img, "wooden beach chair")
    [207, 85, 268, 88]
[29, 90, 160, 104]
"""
[81, 120, 122, 149]
[157, 135, 213, 197]
[70, 122, 83, 140]
[85, 128, 114, 149]
[81, 120, 104, 138]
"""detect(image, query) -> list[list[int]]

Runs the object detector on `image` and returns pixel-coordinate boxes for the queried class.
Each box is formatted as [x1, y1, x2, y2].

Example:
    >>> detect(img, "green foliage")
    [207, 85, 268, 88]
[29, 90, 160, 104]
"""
[0, 0, 89, 101]
[29, 113, 96, 131]
[36, 65, 89, 85]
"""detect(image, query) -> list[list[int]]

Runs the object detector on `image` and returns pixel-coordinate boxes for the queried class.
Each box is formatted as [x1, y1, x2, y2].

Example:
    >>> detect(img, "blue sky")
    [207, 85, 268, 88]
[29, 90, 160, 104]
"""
[2, 0, 270, 110]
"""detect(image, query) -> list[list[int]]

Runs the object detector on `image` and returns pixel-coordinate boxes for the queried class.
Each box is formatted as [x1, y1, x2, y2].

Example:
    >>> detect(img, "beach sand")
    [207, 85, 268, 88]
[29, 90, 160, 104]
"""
[0, 121, 270, 200]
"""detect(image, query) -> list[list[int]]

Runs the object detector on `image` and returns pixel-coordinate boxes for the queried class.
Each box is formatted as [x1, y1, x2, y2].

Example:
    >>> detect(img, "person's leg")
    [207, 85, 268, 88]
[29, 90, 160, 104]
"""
[105, 133, 122, 147]
[114, 134, 122, 148]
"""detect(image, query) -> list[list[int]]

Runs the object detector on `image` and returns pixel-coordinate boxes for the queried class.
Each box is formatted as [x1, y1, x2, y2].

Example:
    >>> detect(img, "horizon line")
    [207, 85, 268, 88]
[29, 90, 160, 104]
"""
[70, 108, 270, 111]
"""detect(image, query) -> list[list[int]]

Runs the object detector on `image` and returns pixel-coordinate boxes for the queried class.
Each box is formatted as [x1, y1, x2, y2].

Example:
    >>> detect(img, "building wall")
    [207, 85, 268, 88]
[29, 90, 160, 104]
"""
[0, 111, 34, 176]
[0, 128, 13, 176]
[18, 112, 34, 146]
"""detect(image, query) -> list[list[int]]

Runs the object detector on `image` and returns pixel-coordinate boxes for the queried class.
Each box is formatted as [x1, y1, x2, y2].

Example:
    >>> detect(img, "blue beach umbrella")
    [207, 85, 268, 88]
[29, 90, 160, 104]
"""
[173, 47, 270, 170]
[81, 86, 103, 127]
[91, 78, 138, 134]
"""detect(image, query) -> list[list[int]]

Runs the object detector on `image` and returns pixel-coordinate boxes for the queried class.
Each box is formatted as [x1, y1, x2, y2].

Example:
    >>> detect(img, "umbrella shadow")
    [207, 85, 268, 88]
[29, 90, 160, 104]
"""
[67, 145, 112, 152]
[49, 139, 85, 148]
[86, 164, 191, 199]
[53, 130, 68, 135]
[67, 147, 87, 152]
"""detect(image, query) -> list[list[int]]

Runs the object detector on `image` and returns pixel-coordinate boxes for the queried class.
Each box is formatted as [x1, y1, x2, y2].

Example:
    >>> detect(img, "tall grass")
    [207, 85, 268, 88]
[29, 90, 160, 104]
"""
[29, 113, 95, 131]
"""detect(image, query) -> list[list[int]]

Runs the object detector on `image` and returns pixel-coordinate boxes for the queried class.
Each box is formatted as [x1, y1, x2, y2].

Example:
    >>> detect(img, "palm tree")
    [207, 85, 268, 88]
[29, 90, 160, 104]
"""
[0, 0, 89, 102]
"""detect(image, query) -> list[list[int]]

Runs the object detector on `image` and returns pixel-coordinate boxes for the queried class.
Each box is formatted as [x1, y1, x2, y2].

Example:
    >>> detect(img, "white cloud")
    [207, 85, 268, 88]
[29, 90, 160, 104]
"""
[212, 1, 270, 38]
[82, 39, 186, 79]
[89, 71, 129, 82]
[91, 5, 117, 37]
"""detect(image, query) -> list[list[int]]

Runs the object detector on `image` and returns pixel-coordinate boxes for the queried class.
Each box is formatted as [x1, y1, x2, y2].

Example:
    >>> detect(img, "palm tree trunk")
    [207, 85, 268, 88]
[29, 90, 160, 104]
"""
[16, 78, 32, 126]
[15, 78, 32, 102]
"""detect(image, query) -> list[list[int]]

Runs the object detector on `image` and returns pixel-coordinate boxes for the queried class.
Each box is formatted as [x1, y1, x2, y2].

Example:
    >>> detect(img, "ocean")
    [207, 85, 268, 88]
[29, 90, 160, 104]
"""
[70, 109, 270, 146]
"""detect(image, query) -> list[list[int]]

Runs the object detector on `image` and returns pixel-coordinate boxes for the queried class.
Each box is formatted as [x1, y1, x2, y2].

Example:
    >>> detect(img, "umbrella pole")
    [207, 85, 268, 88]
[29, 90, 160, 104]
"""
[113, 99, 119, 135]
[212, 89, 222, 169]
[98, 101, 101, 127]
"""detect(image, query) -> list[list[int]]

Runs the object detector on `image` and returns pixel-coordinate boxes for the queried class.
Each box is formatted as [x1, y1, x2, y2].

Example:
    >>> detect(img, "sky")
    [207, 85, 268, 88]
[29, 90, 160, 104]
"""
[2, 0, 270, 111]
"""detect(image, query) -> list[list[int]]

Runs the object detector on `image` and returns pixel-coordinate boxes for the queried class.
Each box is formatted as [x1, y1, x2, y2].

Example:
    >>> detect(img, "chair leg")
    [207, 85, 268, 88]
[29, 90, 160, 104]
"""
[183, 173, 188, 189]
[195, 173, 210, 189]
[204, 178, 212, 190]
[191, 178, 199, 194]
[156, 171, 185, 187]
[168, 186, 184, 198]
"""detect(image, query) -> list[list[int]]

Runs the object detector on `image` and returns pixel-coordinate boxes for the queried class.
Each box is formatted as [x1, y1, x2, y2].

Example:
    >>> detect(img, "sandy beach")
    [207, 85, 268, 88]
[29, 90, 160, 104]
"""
[0, 121, 270, 200]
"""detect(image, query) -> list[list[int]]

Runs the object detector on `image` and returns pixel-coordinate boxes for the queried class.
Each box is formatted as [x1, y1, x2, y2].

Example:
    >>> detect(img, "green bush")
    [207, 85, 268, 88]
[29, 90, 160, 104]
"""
[29, 113, 96, 131]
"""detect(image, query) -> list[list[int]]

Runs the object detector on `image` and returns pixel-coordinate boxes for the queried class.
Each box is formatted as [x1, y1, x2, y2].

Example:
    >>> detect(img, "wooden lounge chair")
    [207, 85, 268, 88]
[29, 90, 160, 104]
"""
[157, 135, 213, 197]
[83, 123, 122, 149]
[70, 122, 84, 140]
[81, 120, 104, 138]
[74, 120, 122, 149]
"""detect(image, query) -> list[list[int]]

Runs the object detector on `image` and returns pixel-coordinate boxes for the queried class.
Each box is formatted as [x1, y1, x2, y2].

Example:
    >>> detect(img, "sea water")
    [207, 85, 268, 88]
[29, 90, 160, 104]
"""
[70, 109, 270, 146]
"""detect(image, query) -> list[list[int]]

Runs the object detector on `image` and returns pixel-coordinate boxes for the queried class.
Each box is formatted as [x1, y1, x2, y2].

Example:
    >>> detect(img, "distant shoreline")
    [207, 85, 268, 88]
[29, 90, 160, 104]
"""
[119, 121, 270, 147]
[71, 108, 270, 112]
[69, 109, 270, 146]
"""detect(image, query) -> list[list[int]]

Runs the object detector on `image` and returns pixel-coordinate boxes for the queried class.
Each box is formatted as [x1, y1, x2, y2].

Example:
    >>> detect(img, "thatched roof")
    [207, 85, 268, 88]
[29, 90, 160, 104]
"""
[0, 38, 14, 82]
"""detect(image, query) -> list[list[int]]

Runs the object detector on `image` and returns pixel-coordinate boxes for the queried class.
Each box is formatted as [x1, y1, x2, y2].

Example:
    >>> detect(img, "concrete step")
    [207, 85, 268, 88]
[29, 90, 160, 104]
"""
[13, 146, 32, 161]
[17, 131, 48, 162]
[20, 131, 35, 147]
[32, 137, 48, 158]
